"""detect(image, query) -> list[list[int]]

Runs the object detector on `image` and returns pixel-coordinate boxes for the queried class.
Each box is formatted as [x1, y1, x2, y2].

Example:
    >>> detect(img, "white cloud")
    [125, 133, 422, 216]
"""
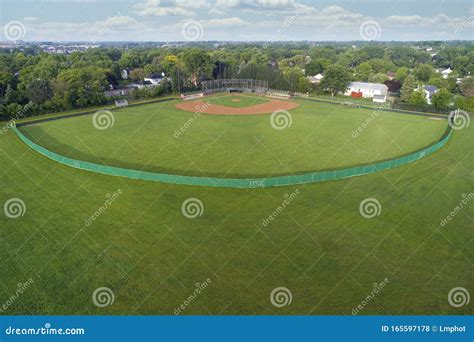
[133, 0, 211, 17]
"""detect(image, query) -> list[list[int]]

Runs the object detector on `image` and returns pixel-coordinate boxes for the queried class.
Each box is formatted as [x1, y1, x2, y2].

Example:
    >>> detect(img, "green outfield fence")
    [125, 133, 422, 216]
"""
[13, 124, 453, 188]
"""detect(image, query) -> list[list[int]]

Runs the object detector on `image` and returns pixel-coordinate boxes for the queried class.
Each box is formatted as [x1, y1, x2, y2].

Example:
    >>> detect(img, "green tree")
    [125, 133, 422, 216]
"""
[408, 90, 427, 106]
[414, 64, 434, 82]
[395, 67, 409, 82]
[368, 73, 389, 84]
[431, 88, 452, 109]
[400, 75, 417, 102]
[355, 62, 372, 82]
[320, 65, 351, 97]
[179, 49, 213, 86]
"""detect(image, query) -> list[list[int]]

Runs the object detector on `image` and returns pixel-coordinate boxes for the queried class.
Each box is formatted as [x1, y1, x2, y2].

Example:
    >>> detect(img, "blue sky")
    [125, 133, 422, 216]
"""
[1, 0, 473, 41]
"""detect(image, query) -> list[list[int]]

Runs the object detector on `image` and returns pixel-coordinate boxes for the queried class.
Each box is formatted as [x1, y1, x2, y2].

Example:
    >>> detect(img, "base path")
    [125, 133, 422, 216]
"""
[175, 98, 300, 115]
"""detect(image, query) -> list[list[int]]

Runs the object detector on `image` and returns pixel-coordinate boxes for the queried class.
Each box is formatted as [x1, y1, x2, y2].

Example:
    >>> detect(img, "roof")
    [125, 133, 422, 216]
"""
[423, 85, 438, 94]
[348, 82, 388, 92]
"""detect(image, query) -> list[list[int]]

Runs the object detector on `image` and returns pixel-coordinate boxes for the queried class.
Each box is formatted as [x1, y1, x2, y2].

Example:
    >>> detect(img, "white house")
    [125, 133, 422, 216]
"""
[344, 82, 388, 103]
[307, 74, 324, 84]
[441, 67, 453, 79]
[422, 85, 438, 105]
[144, 73, 166, 86]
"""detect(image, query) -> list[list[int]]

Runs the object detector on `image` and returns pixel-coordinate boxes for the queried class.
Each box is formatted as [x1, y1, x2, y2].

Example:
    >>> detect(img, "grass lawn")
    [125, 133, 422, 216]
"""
[0, 95, 472, 315]
[19, 96, 448, 178]
[207, 94, 270, 108]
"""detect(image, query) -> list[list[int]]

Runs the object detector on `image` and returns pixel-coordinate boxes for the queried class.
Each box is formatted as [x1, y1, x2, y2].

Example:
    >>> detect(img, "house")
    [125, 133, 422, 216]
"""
[307, 74, 324, 84]
[144, 73, 165, 86]
[344, 82, 388, 103]
[440, 67, 453, 79]
[422, 85, 438, 104]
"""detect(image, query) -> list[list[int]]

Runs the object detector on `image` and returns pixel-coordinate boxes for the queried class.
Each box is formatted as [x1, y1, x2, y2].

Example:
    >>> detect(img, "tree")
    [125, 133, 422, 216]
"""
[395, 67, 409, 82]
[368, 73, 389, 84]
[459, 77, 474, 97]
[27, 79, 52, 104]
[400, 75, 417, 102]
[297, 76, 312, 93]
[179, 49, 213, 86]
[408, 90, 427, 107]
[431, 88, 452, 109]
[414, 64, 434, 82]
[355, 62, 372, 82]
[130, 68, 146, 82]
[320, 65, 351, 97]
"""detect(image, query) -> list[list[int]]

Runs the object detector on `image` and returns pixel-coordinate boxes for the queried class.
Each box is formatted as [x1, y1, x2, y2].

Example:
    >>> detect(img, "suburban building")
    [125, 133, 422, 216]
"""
[144, 73, 165, 85]
[307, 74, 324, 84]
[422, 85, 438, 104]
[440, 67, 453, 79]
[344, 82, 388, 103]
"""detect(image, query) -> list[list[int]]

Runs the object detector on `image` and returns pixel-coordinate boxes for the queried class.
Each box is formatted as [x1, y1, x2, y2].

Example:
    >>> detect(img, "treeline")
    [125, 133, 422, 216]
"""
[1, 43, 473, 120]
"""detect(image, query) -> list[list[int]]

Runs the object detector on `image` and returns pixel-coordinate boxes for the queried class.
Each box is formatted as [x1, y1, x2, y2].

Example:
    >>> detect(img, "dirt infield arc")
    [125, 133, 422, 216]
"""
[175, 98, 300, 115]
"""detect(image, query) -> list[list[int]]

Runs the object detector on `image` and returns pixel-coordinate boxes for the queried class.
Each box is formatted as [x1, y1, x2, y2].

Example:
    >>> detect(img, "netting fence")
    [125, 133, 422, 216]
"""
[13, 125, 452, 189]
[201, 79, 269, 94]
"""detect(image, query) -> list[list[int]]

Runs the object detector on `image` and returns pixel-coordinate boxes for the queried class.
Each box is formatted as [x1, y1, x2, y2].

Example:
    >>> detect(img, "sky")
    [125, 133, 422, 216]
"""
[1, 0, 473, 42]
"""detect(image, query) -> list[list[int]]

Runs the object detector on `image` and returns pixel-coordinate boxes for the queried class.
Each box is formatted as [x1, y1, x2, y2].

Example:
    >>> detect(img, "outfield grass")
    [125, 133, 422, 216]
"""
[19, 95, 448, 178]
[0, 96, 471, 315]
[207, 94, 270, 108]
